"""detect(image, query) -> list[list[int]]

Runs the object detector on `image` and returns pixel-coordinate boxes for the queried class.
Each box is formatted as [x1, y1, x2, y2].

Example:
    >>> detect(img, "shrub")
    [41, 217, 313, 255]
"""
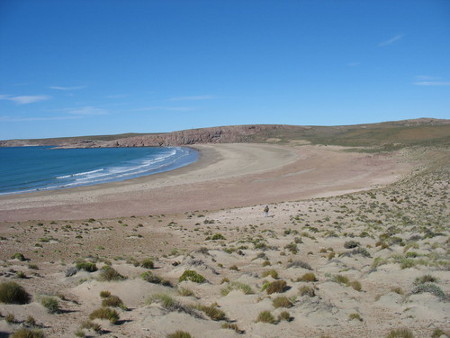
[211, 233, 226, 240]
[349, 313, 363, 321]
[167, 331, 192, 338]
[11, 253, 26, 261]
[431, 329, 447, 338]
[141, 258, 155, 269]
[75, 261, 97, 272]
[411, 283, 446, 300]
[148, 294, 201, 318]
[178, 287, 195, 297]
[256, 310, 276, 324]
[25, 315, 36, 326]
[286, 260, 312, 270]
[102, 295, 127, 310]
[89, 307, 120, 324]
[98, 266, 126, 281]
[261, 269, 279, 279]
[11, 329, 45, 338]
[221, 323, 244, 334]
[344, 241, 360, 249]
[272, 296, 293, 308]
[0, 282, 31, 304]
[178, 270, 206, 283]
[80, 320, 102, 333]
[6, 313, 15, 323]
[391, 287, 404, 295]
[386, 328, 414, 338]
[333, 275, 350, 285]
[40, 296, 60, 313]
[284, 242, 298, 254]
[266, 280, 288, 294]
[221, 282, 254, 296]
[99, 290, 111, 298]
[141, 271, 162, 284]
[299, 285, 315, 297]
[350, 281, 362, 292]
[196, 304, 226, 321]
[278, 311, 292, 322]
[413, 275, 438, 285]
[297, 273, 317, 282]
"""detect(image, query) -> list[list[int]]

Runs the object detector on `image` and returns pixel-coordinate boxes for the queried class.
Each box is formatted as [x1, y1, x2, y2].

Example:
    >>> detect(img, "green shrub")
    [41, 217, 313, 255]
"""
[80, 320, 102, 333]
[344, 241, 360, 249]
[211, 233, 226, 240]
[256, 310, 276, 324]
[349, 313, 363, 321]
[141, 271, 162, 284]
[286, 260, 312, 270]
[178, 287, 195, 297]
[266, 280, 288, 294]
[278, 311, 292, 322]
[98, 266, 126, 281]
[75, 261, 97, 272]
[6, 313, 15, 323]
[178, 270, 206, 283]
[350, 281, 362, 292]
[413, 275, 438, 285]
[297, 273, 317, 282]
[386, 328, 414, 338]
[0, 281, 31, 304]
[431, 329, 447, 338]
[102, 295, 126, 310]
[333, 275, 350, 285]
[40, 296, 60, 313]
[272, 296, 293, 308]
[411, 283, 446, 300]
[299, 285, 315, 297]
[261, 269, 279, 279]
[11, 253, 26, 261]
[166, 331, 192, 338]
[196, 304, 226, 321]
[221, 281, 254, 296]
[141, 258, 155, 269]
[89, 307, 120, 324]
[221, 323, 244, 334]
[99, 290, 111, 298]
[11, 329, 45, 338]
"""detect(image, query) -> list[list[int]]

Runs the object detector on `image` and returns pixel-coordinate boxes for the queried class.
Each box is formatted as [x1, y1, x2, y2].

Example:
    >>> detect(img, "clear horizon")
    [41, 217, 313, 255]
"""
[1, 0, 449, 140]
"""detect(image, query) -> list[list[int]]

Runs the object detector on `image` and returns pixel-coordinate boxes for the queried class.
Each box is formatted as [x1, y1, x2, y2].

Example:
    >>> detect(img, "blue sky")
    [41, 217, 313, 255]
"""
[0, 0, 449, 139]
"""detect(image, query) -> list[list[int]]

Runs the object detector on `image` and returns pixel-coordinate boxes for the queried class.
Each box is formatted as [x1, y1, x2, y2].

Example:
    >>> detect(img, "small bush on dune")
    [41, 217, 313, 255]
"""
[411, 283, 446, 300]
[89, 307, 120, 324]
[167, 331, 192, 338]
[0, 281, 31, 304]
[333, 275, 350, 285]
[11, 329, 45, 338]
[80, 320, 102, 333]
[75, 261, 97, 272]
[178, 270, 206, 283]
[222, 323, 245, 334]
[272, 296, 293, 308]
[99, 290, 111, 298]
[141, 258, 155, 269]
[102, 295, 127, 310]
[98, 266, 126, 281]
[261, 269, 279, 279]
[11, 253, 27, 261]
[256, 310, 277, 324]
[266, 280, 288, 294]
[40, 296, 60, 313]
[196, 304, 226, 321]
[297, 273, 317, 282]
[344, 241, 360, 249]
[386, 328, 414, 338]
[299, 285, 315, 297]
[350, 281, 362, 292]
[178, 287, 195, 297]
[278, 311, 292, 322]
[221, 281, 254, 296]
[413, 275, 439, 285]
[286, 260, 312, 270]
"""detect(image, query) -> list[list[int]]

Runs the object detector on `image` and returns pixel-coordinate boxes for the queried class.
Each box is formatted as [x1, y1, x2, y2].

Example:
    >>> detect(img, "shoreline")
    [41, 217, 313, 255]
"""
[0, 143, 412, 222]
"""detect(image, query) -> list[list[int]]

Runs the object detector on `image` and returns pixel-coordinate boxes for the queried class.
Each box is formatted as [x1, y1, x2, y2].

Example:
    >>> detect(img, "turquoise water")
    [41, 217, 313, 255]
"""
[0, 146, 198, 195]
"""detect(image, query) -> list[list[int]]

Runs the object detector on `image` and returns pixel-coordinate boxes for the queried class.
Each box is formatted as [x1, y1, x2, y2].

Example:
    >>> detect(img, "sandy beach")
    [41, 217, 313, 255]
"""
[0, 143, 411, 222]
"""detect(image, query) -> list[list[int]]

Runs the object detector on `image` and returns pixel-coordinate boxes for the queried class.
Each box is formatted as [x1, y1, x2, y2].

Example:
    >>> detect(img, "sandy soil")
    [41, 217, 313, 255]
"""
[0, 143, 448, 338]
[0, 143, 412, 222]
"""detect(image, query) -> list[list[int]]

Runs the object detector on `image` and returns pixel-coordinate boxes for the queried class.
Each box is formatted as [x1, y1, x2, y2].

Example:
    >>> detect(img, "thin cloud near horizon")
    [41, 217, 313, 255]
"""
[378, 34, 404, 47]
[0, 95, 51, 104]
[49, 85, 86, 91]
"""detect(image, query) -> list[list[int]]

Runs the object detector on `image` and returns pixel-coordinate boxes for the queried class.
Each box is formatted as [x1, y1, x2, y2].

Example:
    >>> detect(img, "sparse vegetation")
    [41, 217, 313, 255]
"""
[265, 280, 288, 294]
[272, 296, 293, 308]
[98, 266, 126, 281]
[386, 328, 414, 338]
[11, 329, 45, 338]
[40, 296, 60, 313]
[256, 310, 277, 324]
[0, 282, 31, 304]
[89, 307, 120, 324]
[178, 270, 206, 283]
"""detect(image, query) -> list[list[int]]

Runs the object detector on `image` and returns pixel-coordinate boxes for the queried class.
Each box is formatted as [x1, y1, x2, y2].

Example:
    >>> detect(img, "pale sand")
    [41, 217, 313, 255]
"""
[0, 143, 412, 222]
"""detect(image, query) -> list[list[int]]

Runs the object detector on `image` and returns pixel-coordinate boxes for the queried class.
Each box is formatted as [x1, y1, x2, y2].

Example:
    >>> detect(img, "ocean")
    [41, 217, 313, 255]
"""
[0, 146, 198, 195]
